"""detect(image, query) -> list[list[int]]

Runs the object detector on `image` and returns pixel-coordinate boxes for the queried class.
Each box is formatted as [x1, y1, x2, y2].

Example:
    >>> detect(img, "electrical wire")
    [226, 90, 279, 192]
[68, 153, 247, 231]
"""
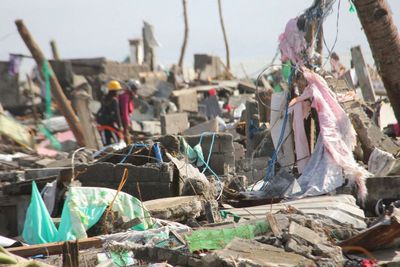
[322, 0, 341, 68]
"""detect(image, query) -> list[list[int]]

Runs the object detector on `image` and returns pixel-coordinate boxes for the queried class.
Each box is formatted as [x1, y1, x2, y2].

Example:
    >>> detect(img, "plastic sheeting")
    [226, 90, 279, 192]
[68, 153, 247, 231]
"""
[23, 183, 153, 245]
[23, 181, 58, 244]
[185, 220, 269, 252]
[368, 148, 396, 177]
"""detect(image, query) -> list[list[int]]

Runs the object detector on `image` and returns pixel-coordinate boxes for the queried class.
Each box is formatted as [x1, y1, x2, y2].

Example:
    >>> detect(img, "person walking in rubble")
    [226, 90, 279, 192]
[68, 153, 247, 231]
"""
[96, 80, 123, 145]
[119, 79, 140, 144]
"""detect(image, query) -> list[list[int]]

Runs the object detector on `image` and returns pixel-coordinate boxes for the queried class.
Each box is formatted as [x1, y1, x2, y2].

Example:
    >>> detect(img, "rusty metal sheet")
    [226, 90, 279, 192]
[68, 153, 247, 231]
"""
[340, 214, 400, 251]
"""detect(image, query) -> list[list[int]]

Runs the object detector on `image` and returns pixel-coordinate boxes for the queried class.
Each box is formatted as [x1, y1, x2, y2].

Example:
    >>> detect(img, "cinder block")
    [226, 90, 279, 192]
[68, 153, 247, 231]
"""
[76, 162, 115, 183]
[184, 133, 234, 154]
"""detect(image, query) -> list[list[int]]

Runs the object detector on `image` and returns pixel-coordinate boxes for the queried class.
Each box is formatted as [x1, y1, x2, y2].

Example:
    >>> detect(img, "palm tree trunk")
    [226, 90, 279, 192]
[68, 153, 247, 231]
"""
[218, 0, 230, 71]
[178, 0, 189, 68]
[353, 0, 400, 123]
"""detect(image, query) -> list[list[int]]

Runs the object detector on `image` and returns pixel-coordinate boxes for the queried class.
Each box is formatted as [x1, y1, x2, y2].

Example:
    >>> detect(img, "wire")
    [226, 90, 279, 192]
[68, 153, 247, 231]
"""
[71, 147, 90, 180]
[255, 64, 287, 109]
[0, 32, 17, 43]
[322, 0, 341, 68]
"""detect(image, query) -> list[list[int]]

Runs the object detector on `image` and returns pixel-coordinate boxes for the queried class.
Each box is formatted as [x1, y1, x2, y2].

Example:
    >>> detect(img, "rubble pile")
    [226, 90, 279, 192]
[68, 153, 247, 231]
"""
[3, 0, 400, 266]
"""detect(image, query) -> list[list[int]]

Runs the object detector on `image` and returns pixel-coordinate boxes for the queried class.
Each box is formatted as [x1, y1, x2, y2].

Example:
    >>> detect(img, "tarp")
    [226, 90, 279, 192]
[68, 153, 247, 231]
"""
[23, 182, 154, 244]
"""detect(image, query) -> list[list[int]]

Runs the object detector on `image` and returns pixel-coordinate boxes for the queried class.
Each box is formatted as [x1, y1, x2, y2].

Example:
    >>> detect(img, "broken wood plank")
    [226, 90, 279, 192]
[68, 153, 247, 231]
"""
[266, 213, 282, 237]
[7, 237, 102, 258]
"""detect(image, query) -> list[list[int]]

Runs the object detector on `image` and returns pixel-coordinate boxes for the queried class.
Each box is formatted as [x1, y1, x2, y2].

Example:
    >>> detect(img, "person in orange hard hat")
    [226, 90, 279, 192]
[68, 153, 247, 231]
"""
[96, 80, 123, 145]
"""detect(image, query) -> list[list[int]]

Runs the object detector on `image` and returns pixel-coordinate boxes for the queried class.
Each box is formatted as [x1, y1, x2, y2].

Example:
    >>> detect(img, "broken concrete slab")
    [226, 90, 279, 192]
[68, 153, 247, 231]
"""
[346, 102, 400, 162]
[212, 238, 315, 267]
[143, 196, 203, 222]
[227, 195, 367, 229]
[288, 221, 326, 245]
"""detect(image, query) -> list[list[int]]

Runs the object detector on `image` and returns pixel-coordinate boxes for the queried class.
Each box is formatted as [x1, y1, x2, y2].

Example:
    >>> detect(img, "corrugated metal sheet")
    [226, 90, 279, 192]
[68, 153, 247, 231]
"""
[226, 194, 367, 229]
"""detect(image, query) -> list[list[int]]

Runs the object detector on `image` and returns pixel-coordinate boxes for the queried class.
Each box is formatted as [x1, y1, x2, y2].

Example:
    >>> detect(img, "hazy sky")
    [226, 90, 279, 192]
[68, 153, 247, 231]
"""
[1, 0, 400, 77]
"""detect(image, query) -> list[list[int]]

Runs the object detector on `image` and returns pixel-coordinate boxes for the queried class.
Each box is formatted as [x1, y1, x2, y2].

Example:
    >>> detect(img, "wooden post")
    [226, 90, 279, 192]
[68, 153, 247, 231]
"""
[351, 46, 376, 103]
[217, 0, 230, 71]
[62, 241, 79, 267]
[72, 88, 102, 150]
[15, 20, 86, 147]
[50, 39, 61, 60]
[178, 0, 189, 68]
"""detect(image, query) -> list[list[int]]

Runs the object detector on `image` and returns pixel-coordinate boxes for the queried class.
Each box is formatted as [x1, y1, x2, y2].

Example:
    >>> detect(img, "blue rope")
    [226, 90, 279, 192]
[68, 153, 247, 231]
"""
[200, 132, 216, 174]
[196, 132, 223, 199]
[259, 66, 293, 191]
[119, 143, 152, 164]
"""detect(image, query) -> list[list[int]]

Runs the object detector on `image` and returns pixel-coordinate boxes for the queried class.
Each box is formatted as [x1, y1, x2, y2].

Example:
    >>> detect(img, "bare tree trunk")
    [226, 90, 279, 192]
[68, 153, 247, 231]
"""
[217, 0, 230, 71]
[353, 0, 400, 123]
[178, 0, 189, 68]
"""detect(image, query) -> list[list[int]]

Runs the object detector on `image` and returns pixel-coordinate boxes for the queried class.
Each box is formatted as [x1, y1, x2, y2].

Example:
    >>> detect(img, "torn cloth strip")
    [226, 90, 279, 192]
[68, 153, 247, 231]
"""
[290, 69, 370, 201]
[278, 18, 308, 65]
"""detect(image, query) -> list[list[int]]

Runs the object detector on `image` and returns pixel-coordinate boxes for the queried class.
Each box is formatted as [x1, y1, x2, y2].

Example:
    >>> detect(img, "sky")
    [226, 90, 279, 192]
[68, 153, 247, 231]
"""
[1, 0, 400, 77]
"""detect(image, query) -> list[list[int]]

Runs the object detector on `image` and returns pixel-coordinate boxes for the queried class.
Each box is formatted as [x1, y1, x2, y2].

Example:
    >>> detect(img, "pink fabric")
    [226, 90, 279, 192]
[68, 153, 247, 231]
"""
[299, 68, 369, 201]
[278, 18, 308, 65]
[118, 91, 134, 128]
[289, 101, 311, 173]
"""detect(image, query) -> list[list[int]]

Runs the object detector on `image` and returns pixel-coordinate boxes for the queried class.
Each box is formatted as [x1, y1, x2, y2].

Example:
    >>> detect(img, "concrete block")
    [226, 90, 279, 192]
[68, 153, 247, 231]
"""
[115, 163, 162, 183]
[76, 162, 177, 201]
[184, 133, 234, 154]
[76, 162, 115, 183]
[160, 113, 189, 135]
[206, 153, 235, 175]
[172, 89, 198, 113]
[124, 182, 177, 201]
